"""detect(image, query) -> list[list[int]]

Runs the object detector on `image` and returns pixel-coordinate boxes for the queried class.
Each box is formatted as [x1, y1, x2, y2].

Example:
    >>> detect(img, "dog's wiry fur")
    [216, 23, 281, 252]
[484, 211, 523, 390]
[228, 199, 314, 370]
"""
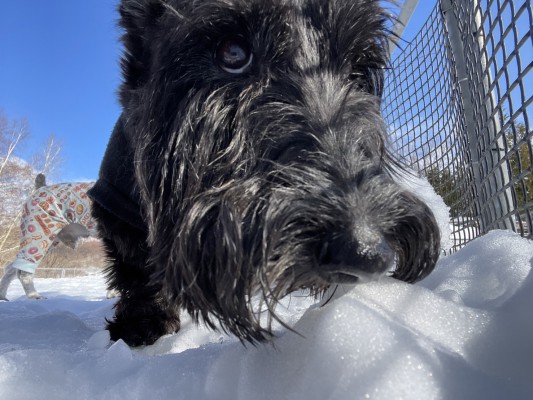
[91, 0, 441, 346]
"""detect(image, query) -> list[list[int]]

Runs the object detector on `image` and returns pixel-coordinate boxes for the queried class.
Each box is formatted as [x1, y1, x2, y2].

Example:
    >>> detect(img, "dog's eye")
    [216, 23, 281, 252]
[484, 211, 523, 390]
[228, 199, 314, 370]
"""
[215, 36, 253, 73]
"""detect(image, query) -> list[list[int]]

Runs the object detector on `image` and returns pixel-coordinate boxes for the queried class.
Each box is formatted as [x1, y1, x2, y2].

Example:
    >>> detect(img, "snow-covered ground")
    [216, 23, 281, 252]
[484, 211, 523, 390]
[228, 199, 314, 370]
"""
[1, 175, 532, 399]
[0, 230, 531, 400]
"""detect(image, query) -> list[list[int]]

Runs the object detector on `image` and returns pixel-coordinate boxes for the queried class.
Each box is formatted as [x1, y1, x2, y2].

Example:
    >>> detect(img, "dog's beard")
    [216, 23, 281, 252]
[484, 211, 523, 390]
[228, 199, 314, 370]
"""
[126, 73, 440, 342]
[134, 144, 439, 342]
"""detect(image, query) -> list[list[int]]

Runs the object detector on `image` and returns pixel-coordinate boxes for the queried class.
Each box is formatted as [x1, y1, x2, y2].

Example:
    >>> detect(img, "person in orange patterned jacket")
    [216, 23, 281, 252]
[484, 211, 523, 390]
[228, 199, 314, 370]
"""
[0, 176, 98, 300]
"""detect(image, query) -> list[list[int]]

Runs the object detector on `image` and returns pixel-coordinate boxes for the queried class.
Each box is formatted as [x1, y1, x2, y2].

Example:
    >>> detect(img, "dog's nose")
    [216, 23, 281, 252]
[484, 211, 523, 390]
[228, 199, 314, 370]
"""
[318, 232, 394, 283]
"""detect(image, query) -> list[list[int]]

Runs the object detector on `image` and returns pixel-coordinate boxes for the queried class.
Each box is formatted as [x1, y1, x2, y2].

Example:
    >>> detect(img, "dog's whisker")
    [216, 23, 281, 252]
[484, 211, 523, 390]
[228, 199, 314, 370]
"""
[160, 0, 188, 22]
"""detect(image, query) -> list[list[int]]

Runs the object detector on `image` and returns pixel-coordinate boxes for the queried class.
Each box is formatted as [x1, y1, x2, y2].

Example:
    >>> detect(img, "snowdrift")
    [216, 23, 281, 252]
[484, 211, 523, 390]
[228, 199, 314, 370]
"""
[0, 230, 532, 400]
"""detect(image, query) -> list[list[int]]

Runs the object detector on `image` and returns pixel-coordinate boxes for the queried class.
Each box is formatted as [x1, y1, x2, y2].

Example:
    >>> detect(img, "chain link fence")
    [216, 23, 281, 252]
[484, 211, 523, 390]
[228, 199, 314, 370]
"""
[383, 0, 532, 252]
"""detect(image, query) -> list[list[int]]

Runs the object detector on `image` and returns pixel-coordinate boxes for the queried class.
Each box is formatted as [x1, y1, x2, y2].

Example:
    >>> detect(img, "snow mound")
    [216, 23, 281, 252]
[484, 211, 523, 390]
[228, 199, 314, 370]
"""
[0, 231, 532, 400]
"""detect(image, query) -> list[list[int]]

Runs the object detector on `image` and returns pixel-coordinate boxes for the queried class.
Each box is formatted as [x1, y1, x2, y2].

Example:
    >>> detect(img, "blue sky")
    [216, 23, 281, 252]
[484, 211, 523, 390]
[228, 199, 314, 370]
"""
[0, 0, 121, 182]
[0, 1, 434, 183]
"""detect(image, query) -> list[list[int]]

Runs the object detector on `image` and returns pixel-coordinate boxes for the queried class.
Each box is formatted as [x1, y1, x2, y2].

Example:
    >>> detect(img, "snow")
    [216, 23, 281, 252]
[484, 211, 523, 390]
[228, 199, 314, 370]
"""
[1, 175, 532, 399]
[1, 230, 531, 400]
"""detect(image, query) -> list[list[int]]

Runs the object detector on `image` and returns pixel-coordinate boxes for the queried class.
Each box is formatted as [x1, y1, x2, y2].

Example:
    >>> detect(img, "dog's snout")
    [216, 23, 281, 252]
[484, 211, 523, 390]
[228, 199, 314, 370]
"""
[318, 231, 394, 283]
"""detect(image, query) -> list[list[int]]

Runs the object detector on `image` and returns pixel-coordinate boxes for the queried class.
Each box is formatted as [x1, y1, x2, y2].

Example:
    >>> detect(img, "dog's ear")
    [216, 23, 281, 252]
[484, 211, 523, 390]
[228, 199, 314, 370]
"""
[118, 0, 167, 103]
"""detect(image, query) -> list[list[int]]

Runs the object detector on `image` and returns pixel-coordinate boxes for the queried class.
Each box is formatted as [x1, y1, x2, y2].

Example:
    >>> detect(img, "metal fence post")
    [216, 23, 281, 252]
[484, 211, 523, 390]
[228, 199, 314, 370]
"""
[440, 0, 486, 232]
[441, 0, 514, 232]
[471, 0, 515, 231]
[389, 0, 420, 56]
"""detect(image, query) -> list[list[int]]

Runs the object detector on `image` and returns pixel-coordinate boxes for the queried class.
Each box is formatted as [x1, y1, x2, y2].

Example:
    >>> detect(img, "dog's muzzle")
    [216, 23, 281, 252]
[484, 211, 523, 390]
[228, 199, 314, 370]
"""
[317, 231, 395, 283]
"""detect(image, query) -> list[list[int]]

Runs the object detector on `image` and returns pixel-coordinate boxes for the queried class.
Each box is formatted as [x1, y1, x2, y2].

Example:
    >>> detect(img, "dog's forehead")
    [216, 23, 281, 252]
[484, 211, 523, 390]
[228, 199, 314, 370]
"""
[290, 2, 322, 68]
[183, 0, 380, 36]
[183, 0, 382, 67]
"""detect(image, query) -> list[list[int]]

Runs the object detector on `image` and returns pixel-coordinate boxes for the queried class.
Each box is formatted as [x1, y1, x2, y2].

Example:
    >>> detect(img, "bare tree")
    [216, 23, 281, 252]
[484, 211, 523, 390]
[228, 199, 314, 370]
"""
[0, 113, 30, 179]
[31, 133, 64, 181]
[0, 111, 63, 266]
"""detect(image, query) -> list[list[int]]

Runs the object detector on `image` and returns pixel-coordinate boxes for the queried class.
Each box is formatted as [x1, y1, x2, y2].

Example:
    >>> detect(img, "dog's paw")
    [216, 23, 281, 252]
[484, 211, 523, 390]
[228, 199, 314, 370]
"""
[107, 307, 180, 347]
[107, 318, 176, 347]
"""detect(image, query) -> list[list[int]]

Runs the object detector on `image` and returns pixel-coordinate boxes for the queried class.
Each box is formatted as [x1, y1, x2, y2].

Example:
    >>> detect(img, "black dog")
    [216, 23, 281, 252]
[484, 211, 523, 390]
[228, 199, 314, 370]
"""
[88, 0, 441, 346]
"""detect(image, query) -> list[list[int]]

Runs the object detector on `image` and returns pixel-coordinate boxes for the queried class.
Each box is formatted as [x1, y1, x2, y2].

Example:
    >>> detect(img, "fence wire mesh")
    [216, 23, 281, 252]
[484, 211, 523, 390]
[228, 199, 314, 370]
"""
[383, 0, 532, 252]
